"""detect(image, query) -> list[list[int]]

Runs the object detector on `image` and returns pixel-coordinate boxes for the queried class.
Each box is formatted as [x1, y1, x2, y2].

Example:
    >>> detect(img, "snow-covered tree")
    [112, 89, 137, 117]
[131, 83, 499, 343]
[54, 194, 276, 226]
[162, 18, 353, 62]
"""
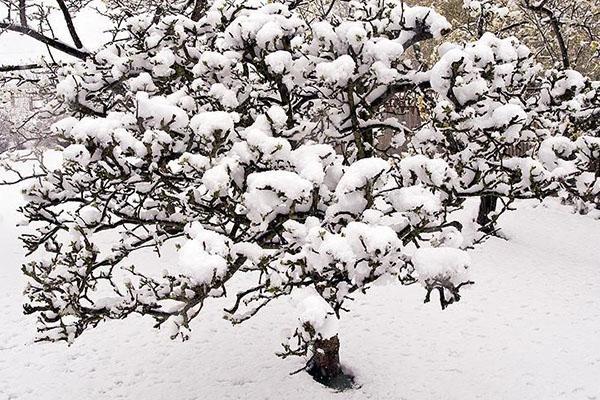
[400, 0, 600, 232]
[3, 0, 483, 386]
[535, 71, 600, 215]
[408, 33, 599, 232]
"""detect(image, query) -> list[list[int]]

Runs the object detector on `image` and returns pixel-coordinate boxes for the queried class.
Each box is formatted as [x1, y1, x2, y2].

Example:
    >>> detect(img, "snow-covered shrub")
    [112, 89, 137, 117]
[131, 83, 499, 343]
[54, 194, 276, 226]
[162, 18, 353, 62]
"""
[534, 72, 600, 215]
[12, 0, 473, 384]
[408, 33, 600, 232]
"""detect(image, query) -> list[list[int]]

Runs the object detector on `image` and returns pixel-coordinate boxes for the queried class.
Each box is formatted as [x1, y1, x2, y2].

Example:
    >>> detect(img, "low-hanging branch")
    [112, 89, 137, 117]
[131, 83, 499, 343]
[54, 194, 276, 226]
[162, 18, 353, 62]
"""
[0, 22, 89, 59]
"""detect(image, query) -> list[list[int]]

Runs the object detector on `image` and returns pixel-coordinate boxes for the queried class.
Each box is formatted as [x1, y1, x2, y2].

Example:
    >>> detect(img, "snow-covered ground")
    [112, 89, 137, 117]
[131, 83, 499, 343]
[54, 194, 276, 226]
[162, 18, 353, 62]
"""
[1, 182, 599, 400]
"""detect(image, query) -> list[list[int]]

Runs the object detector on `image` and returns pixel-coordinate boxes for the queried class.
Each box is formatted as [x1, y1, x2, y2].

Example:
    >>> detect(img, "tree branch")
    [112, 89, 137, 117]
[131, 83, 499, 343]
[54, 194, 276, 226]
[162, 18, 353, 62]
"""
[19, 0, 28, 27]
[0, 22, 89, 59]
[0, 63, 42, 72]
[55, 0, 84, 48]
[523, 0, 570, 69]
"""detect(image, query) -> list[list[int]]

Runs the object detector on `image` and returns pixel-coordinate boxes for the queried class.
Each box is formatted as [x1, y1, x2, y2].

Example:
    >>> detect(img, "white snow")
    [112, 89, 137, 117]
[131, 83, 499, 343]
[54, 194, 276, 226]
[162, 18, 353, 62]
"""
[265, 51, 293, 75]
[335, 158, 389, 196]
[490, 103, 527, 142]
[315, 55, 356, 87]
[208, 83, 239, 108]
[389, 185, 442, 221]
[151, 48, 176, 77]
[1, 1, 599, 397]
[244, 171, 313, 226]
[293, 287, 339, 340]
[136, 92, 190, 133]
[78, 205, 103, 226]
[62, 144, 91, 167]
[178, 223, 231, 285]
[190, 111, 237, 138]
[413, 247, 471, 286]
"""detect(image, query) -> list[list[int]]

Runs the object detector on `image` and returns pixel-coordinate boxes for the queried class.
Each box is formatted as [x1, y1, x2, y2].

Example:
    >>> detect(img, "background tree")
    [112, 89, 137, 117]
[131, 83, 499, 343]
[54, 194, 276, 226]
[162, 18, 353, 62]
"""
[400, 0, 599, 232]
[429, 0, 600, 78]
[407, 32, 599, 236]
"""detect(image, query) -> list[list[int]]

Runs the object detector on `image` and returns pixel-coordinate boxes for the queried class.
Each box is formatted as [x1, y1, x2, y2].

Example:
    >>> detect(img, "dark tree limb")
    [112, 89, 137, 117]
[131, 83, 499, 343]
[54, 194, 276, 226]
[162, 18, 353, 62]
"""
[0, 63, 43, 72]
[0, 22, 89, 59]
[401, 10, 450, 50]
[190, 0, 207, 21]
[55, 0, 84, 48]
[306, 335, 353, 389]
[523, 0, 570, 69]
[477, 195, 499, 234]
[19, 0, 28, 27]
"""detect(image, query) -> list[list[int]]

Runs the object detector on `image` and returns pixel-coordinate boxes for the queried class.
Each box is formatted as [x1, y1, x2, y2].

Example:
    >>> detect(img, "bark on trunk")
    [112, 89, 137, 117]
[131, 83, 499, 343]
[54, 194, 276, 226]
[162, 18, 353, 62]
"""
[477, 195, 498, 233]
[306, 335, 352, 389]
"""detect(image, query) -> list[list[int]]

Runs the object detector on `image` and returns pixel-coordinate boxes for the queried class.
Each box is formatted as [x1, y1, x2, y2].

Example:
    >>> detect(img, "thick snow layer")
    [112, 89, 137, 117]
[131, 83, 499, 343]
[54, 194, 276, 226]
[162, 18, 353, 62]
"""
[293, 287, 339, 340]
[136, 92, 190, 133]
[178, 223, 231, 285]
[315, 55, 356, 86]
[190, 111, 237, 138]
[1, 185, 600, 399]
[413, 247, 471, 285]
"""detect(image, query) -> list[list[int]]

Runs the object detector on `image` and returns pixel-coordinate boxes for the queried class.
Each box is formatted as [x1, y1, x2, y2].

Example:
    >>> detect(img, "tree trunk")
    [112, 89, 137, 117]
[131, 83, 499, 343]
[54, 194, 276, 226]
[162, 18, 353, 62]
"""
[477, 195, 498, 233]
[306, 335, 353, 389]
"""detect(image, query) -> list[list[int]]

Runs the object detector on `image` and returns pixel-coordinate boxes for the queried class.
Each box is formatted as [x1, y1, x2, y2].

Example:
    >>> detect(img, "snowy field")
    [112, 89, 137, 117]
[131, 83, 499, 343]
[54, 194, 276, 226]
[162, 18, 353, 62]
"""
[1, 182, 599, 400]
